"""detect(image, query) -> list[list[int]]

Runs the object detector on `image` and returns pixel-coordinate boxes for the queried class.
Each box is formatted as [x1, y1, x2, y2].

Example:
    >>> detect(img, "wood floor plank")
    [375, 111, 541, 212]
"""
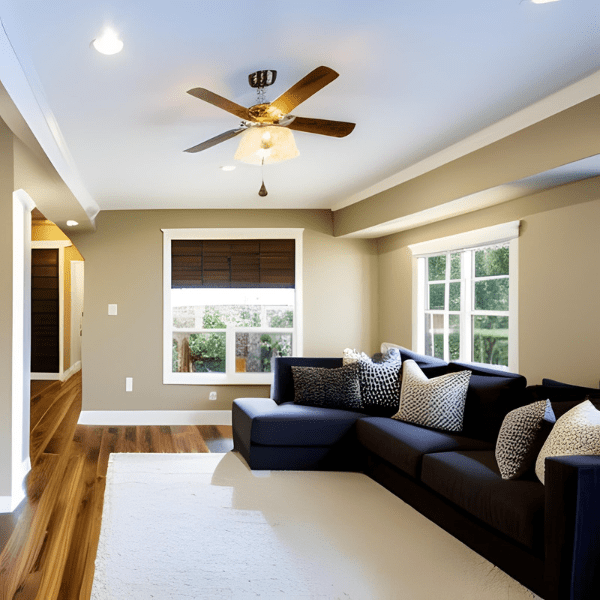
[136, 426, 153, 453]
[0, 454, 61, 600]
[77, 476, 106, 600]
[97, 428, 119, 478]
[59, 428, 105, 600]
[31, 374, 82, 466]
[34, 453, 86, 599]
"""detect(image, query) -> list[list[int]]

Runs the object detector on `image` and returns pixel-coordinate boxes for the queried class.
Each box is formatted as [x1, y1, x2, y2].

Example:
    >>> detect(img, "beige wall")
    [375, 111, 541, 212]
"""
[31, 220, 84, 370]
[334, 94, 600, 236]
[377, 176, 600, 387]
[69, 210, 378, 411]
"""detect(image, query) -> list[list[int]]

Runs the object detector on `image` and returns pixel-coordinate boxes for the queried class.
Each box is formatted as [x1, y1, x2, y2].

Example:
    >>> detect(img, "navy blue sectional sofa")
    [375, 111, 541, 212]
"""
[232, 351, 600, 600]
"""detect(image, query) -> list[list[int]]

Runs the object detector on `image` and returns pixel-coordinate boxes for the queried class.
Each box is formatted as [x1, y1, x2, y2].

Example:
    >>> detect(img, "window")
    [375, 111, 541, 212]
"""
[163, 229, 303, 384]
[410, 222, 519, 371]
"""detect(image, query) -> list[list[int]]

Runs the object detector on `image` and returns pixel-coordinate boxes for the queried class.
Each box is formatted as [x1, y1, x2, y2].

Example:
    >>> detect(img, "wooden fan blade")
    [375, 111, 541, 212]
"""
[184, 128, 246, 153]
[270, 66, 339, 115]
[187, 88, 254, 121]
[286, 117, 355, 138]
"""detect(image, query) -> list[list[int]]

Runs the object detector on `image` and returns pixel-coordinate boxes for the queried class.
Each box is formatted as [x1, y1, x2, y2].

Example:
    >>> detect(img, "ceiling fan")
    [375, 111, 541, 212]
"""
[184, 66, 356, 155]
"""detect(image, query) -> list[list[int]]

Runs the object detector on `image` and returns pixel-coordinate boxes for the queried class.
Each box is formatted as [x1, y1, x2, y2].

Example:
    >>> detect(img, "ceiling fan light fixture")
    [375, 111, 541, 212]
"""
[234, 126, 299, 165]
[91, 27, 124, 55]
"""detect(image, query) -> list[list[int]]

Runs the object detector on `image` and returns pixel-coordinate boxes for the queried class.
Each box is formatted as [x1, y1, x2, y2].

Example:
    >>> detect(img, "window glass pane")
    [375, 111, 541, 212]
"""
[266, 308, 293, 328]
[474, 279, 509, 311]
[236, 332, 292, 373]
[472, 316, 508, 367]
[428, 255, 446, 281]
[450, 253, 461, 280]
[425, 313, 444, 359]
[449, 314, 460, 360]
[474, 246, 509, 277]
[173, 332, 226, 373]
[429, 283, 445, 310]
[449, 282, 461, 311]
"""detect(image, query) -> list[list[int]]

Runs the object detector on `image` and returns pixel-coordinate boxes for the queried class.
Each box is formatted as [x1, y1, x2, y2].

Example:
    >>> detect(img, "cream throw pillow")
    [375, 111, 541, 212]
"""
[535, 400, 600, 484]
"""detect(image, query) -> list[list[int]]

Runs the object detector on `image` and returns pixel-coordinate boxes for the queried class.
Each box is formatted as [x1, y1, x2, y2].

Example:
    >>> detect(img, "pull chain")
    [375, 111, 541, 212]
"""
[258, 157, 268, 196]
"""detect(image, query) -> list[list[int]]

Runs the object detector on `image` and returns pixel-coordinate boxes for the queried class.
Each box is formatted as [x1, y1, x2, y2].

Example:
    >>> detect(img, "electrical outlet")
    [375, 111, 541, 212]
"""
[126, 377, 133, 392]
[209, 391, 217, 401]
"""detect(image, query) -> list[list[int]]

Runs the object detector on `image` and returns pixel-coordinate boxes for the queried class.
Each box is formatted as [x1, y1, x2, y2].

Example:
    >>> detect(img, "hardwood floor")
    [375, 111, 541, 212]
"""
[0, 373, 233, 600]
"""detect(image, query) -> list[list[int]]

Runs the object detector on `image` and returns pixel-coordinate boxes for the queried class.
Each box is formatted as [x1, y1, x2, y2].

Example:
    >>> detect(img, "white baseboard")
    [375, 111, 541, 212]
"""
[78, 410, 232, 426]
[32, 361, 81, 383]
[62, 361, 81, 381]
[31, 372, 61, 381]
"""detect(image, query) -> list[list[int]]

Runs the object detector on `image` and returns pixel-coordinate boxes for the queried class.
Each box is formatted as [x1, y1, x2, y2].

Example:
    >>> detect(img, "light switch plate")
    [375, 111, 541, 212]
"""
[126, 377, 133, 392]
[108, 304, 118, 316]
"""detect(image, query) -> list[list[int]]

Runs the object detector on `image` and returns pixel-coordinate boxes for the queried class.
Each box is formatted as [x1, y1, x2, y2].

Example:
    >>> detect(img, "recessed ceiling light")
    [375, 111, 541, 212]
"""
[66, 220, 79, 227]
[91, 27, 124, 55]
[220, 165, 236, 171]
[531, 0, 559, 4]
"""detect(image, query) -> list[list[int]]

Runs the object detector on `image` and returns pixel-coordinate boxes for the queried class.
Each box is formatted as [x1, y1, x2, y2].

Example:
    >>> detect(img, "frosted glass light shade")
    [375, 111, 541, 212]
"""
[92, 28, 124, 55]
[234, 126, 299, 165]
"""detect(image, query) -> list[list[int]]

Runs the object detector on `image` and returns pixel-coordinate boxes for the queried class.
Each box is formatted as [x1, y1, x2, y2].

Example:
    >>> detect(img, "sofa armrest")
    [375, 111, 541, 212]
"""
[232, 397, 279, 452]
[544, 455, 600, 600]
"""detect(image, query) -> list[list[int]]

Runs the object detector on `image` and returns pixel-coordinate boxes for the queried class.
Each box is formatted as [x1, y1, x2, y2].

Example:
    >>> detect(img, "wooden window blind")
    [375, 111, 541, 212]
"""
[171, 239, 295, 288]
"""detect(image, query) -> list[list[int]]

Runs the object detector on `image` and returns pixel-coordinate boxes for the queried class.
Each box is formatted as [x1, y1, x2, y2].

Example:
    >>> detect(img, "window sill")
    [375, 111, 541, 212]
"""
[164, 372, 274, 385]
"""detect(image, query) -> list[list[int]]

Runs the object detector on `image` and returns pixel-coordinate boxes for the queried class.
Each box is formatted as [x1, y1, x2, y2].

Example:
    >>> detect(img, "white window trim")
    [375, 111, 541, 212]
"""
[162, 228, 303, 385]
[409, 221, 519, 372]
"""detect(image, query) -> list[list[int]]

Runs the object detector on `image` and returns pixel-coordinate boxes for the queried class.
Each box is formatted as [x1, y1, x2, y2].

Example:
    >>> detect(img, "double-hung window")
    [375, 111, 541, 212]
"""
[163, 228, 303, 384]
[410, 221, 519, 371]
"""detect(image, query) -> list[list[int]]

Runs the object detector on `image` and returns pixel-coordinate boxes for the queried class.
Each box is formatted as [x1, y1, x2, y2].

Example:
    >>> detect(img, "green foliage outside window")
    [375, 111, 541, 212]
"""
[267, 309, 293, 328]
[202, 305, 261, 329]
[428, 255, 446, 281]
[259, 333, 292, 372]
[189, 332, 226, 372]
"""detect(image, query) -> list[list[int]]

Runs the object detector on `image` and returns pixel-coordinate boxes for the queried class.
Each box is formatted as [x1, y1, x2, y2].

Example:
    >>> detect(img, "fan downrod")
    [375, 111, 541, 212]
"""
[248, 70, 277, 89]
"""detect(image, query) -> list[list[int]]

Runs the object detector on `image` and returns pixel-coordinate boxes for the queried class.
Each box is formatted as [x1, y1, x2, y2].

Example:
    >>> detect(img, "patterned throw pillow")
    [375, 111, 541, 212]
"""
[342, 348, 369, 365]
[535, 400, 600, 484]
[495, 400, 556, 480]
[292, 363, 362, 410]
[392, 360, 470, 432]
[358, 352, 402, 415]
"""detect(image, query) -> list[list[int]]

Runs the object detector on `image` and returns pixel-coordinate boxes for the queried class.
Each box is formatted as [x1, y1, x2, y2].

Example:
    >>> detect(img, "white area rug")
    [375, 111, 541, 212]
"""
[91, 452, 540, 600]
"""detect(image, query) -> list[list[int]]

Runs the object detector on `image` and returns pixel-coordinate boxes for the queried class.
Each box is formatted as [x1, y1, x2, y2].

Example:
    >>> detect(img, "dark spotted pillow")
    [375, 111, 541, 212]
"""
[292, 363, 362, 410]
[358, 352, 402, 416]
[495, 399, 556, 480]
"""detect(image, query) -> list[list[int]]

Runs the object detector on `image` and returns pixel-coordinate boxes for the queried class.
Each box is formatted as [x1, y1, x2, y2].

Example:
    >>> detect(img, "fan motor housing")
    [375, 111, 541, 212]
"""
[248, 70, 277, 88]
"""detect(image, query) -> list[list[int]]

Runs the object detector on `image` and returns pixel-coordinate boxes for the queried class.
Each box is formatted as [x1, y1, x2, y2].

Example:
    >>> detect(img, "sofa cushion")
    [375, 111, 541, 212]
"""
[233, 398, 364, 447]
[392, 360, 470, 432]
[356, 417, 492, 479]
[447, 362, 528, 442]
[292, 363, 362, 410]
[495, 399, 556, 480]
[421, 450, 545, 551]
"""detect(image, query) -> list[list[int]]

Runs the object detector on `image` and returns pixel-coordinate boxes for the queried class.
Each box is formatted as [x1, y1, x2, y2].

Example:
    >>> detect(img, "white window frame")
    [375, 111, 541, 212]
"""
[162, 228, 303, 385]
[409, 221, 519, 372]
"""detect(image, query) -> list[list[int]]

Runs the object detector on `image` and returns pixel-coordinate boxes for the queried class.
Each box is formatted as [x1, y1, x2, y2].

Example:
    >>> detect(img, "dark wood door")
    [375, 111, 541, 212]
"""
[31, 249, 60, 373]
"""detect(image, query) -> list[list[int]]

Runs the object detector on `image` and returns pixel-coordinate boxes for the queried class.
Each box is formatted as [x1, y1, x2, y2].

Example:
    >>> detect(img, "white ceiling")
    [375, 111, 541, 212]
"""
[2, 0, 600, 218]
